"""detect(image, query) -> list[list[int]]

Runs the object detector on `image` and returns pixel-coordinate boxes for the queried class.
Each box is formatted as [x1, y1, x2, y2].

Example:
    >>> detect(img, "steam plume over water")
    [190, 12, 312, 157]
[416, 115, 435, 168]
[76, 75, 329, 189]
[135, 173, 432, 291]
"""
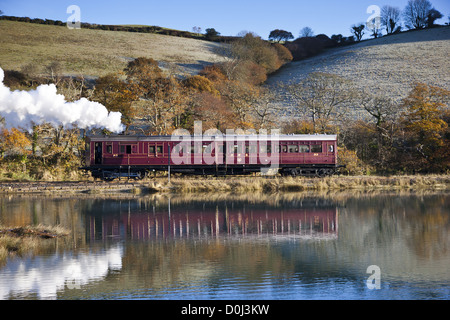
[0, 68, 124, 133]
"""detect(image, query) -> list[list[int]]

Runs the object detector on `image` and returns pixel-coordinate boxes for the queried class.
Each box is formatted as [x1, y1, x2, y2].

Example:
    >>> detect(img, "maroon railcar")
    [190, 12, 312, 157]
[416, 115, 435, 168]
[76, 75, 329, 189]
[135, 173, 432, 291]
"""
[83, 134, 339, 180]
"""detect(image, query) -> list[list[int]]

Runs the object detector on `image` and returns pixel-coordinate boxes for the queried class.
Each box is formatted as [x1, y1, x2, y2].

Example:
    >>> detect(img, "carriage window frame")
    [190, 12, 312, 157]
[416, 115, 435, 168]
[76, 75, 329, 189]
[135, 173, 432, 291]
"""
[248, 144, 257, 154]
[311, 144, 323, 153]
[288, 145, 299, 153]
[120, 144, 133, 154]
[299, 145, 310, 153]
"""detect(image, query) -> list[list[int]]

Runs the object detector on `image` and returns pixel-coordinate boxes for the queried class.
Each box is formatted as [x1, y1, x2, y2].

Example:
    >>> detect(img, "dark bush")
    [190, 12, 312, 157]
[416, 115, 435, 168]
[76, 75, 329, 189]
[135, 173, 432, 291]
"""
[284, 34, 337, 61]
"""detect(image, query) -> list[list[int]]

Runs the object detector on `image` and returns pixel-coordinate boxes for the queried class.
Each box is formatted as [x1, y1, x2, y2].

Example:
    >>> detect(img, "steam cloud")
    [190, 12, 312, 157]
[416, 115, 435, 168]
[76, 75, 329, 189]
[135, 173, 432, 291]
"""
[0, 67, 124, 133]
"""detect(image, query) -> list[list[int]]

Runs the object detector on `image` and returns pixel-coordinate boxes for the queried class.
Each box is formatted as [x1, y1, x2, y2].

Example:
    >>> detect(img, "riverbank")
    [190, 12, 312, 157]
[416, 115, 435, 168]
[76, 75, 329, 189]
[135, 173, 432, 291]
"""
[0, 225, 69, 266]
[0, 175, 449, 195]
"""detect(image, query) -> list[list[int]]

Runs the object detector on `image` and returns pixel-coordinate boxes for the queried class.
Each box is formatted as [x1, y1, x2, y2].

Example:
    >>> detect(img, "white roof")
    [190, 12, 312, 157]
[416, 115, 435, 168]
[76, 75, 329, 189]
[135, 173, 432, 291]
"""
[88, 134, 337, 142]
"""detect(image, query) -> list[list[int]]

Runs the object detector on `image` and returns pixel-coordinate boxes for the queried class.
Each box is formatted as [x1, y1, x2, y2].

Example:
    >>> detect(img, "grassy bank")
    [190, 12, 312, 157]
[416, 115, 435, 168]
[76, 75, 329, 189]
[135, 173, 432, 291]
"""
[0, 225, 69, 266]
[0, 175, 449, 195]
[147, 174, 450, 193]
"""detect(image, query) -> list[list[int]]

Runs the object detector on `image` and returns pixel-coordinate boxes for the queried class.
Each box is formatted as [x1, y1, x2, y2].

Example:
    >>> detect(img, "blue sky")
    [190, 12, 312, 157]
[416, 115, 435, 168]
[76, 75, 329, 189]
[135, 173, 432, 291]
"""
[1, 0, 449, 39]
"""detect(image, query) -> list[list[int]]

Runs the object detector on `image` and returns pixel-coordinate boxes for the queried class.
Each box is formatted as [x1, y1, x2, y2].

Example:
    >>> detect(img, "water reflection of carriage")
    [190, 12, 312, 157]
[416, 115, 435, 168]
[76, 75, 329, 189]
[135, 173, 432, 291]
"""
[87, 199, 338, 241]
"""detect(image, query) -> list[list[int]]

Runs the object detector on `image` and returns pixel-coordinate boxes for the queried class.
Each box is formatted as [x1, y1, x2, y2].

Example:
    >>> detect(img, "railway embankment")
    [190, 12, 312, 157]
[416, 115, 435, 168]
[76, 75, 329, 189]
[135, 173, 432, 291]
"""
[0, 175, 449, 195]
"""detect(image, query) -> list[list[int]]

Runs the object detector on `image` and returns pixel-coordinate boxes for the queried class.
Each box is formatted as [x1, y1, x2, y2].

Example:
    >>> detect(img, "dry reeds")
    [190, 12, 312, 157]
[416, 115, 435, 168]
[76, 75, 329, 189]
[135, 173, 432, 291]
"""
[147, 174, 450, 193]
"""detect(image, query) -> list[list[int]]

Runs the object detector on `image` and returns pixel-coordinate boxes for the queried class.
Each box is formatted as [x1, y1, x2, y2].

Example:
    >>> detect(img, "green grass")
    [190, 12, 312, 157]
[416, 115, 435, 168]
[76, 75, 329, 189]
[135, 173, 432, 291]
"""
[0, 20, 224, 78]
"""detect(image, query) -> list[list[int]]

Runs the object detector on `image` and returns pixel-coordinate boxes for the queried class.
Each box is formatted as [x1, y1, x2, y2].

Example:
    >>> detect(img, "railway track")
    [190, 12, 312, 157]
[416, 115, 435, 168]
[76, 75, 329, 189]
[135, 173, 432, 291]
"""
[0, 181, 152, 194]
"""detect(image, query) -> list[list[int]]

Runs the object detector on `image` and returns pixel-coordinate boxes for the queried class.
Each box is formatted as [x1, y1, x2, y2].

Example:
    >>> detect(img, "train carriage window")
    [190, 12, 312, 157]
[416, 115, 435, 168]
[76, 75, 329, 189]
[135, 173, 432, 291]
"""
[157, 146, 163, 154]
[259, 144, 267, 154]
[149, 146, 155, 154]
[106, 145, 112, 154]
[299, 145, 310, 153]
[328, 145, 334, 153]
[120, 145, 133, 154]
[236, 144, 245, 154]
[311, 145, 322, 153]
[230, 144, 244, 154]
[281, 145, 287, 153]
[203, 144, 213, 154]
[288, 145, 299, 153]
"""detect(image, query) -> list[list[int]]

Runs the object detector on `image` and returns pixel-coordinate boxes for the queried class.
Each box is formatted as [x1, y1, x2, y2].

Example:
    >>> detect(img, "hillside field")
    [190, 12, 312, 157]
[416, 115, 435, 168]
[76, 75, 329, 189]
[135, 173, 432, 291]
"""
[0, 20, 226, 77]
[266, 26, 450, 115]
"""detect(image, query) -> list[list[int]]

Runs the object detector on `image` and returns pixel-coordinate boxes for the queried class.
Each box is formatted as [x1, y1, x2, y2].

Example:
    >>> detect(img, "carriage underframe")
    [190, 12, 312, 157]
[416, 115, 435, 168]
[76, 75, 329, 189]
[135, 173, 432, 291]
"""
[85, 164, 339, 181]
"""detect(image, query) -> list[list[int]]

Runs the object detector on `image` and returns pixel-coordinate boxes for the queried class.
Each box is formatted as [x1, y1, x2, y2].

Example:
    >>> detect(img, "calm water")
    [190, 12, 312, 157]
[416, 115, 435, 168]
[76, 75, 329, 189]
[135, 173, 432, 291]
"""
[0, 191, 449, 300]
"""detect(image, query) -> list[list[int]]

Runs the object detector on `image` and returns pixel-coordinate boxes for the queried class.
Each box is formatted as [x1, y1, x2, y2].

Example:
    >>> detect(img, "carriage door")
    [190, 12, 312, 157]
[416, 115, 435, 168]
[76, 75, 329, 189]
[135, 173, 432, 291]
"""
[327, 142, 335, 164]
[94, 142, 103, 165]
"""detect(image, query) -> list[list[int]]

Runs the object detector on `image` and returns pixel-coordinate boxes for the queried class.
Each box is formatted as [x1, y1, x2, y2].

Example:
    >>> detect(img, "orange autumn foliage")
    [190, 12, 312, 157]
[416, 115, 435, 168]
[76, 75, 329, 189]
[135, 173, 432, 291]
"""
[0, 128, 31, 157]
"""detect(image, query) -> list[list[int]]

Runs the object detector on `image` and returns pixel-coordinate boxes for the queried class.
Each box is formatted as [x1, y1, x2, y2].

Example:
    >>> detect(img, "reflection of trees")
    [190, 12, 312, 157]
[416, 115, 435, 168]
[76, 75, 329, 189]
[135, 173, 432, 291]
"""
[339, 193, 450, 282]
[405, 198, 450, 260]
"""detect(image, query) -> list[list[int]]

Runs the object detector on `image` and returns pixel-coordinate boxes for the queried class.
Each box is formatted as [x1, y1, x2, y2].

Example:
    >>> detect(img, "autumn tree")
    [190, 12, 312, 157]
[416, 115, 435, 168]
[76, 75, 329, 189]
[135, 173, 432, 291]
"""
[217, 80, 261, 128]
[32, 124, 82, 167]
[93, 74, 138, 131]
[272, 43, 294, 65]
[248, 88, 280, 129]
[125, 57, 163, 85]
[198, 65, 228, 83]
[227, 33, 283, 75]
[186, 92, 235, 131]
[400, 83, 450, 171]
[353, 92, 403, 169]
[122, 58, 189, 135]
[0, 128, 31, 158]
[0, 127, 31, 173]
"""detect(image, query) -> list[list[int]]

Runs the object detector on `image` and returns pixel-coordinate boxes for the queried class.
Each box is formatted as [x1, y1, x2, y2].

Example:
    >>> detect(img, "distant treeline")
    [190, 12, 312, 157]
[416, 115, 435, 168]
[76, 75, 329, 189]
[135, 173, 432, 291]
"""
[0, 15, 237, 42]
[284, 35, 344, 61]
